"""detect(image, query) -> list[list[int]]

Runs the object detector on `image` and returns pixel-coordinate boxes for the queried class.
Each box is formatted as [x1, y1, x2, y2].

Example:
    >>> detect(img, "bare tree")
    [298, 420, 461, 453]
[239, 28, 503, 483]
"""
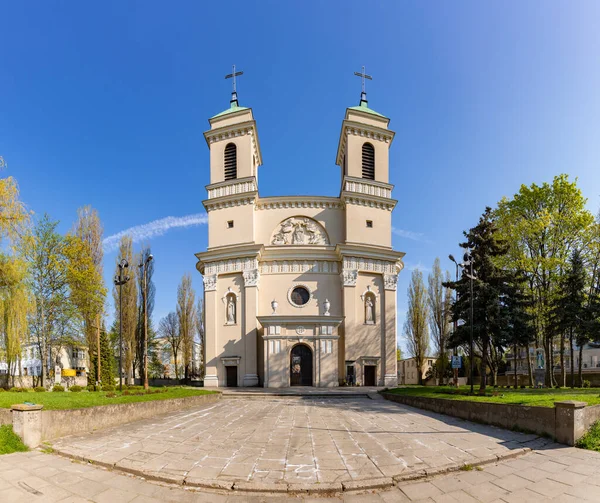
[113, 236, 138, 384]
[404, 269, 430, 385]
[195, 298, 205, 377]
[428, 258, 453, 384]
[159, 312, 181, 380]
[177, 273, 196, 383]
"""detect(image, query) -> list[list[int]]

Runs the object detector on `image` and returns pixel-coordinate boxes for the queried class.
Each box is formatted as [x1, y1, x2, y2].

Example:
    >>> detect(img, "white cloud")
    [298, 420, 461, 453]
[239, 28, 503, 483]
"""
[103, 213, 209, 253]
[406, 261, 431, 273]
[392, 227, 426, 241]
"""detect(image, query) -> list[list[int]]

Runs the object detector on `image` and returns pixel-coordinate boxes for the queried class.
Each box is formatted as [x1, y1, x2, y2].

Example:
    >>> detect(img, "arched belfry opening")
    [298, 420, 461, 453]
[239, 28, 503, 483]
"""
[362, 142, 375, 180]
[224, 143, 237, 180]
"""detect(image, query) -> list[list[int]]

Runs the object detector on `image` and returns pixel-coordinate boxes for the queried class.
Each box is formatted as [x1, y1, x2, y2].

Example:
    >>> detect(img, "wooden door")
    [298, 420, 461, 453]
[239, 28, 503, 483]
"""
[226, 366, 238, 387]
[364, 365, 376, 386]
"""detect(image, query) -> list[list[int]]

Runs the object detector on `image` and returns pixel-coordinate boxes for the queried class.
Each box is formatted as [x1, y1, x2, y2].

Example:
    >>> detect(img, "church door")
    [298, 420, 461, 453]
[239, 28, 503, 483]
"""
[226, 366, 238, 387]
[364, 365, 377, 386]
[290, 345, 313, 386]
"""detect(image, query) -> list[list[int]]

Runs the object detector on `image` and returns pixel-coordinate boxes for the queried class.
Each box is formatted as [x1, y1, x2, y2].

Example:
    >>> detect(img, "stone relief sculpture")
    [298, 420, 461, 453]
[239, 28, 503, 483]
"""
[271, 217, 329, 246]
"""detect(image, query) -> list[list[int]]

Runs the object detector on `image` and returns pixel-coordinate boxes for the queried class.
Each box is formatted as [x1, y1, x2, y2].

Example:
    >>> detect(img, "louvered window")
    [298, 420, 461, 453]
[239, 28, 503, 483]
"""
[362, 143, 375, 180]
[224, 143, 237, 180]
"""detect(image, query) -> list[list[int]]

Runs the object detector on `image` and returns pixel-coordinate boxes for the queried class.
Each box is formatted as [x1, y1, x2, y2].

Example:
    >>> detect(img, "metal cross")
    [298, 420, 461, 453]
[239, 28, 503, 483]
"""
[354, 66, 372, 94]
[225, 65, 244, 93]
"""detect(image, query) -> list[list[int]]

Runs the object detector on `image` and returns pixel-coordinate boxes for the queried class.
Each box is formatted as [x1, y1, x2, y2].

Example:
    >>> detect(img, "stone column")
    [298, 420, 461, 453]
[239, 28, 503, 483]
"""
[383, 273, 398, 387]
[203, 274, 219, 387]
[341, 269, 358, 382]
[11, 404, 43, 448]
[242, 269, 260, 387]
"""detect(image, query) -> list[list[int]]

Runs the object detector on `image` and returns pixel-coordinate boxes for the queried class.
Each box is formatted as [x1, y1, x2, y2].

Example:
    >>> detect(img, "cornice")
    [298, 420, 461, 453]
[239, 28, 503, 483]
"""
[195, 243, 263, 274]
[343, 176, 394, 200]
[257, 315, 344, 325]
[255, 196, 343, 211]
[203, 120, 262, 166]
[261, 245, 338, 262]
[336, 243, 405, 265]
[205, 177, 257, 200]
[202, 192, 258, 212]
[336, 120, 396, 166]
[341, 192, 397, 211]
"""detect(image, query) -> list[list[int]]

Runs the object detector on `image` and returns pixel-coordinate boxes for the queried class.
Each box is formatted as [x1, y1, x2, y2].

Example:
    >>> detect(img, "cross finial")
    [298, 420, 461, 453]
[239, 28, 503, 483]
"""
[225, 65, 244, 106]
[353, 65, 372, 105]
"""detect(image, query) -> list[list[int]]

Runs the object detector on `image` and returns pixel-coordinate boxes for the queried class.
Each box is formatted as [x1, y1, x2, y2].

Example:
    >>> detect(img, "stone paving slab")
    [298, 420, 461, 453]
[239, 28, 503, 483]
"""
[50, 396, 541, 493]
[2, 442, 600, 501]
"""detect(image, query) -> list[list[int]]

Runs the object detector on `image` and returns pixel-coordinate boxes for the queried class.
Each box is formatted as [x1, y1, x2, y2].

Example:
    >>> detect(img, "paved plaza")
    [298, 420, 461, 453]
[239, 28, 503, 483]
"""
[51, 396, 538, 489]
[3, 434, 600, 501]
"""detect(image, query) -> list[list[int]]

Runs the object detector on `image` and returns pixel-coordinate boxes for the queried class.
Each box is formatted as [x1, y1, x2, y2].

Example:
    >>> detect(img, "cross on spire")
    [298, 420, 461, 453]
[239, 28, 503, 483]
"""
[225, 65, 244, 106]
[353, 65, 372, 105]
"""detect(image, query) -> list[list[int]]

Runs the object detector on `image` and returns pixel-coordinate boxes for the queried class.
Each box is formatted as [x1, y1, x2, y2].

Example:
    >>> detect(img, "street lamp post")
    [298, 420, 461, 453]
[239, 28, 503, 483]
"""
[139, 255, 153, 391]
[462, 252, 475, 395]
[449, 255, 460, 387]
[114, 260, 130, 392]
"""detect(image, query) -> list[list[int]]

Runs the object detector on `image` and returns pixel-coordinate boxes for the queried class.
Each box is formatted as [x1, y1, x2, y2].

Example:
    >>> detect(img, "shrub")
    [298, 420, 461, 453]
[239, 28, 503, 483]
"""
[127, 385, 143, 391]
[10, 387, 24, 392]
[86, 385, 96, 392]
[102, 384, 115, 392]
[122, 390, 130, 396]
[34, 387, 46, 393]
[52, 385, 65, 392]
[0, 388, 5, 392]
[520, 385, 526, 389]
[583, 380, 591, 388]
[69, 385, 83, 393]
[105, 392, 116, 398]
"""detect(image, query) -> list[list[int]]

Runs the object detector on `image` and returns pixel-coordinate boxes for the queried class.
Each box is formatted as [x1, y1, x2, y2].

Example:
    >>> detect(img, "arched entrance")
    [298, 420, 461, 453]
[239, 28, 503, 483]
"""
[290, 344, 313, 386]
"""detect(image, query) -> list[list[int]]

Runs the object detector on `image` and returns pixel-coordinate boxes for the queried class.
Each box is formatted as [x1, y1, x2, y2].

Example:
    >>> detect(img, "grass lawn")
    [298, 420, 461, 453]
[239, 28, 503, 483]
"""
[385, 385, 600, 407]
[576, 421, 600, 451]
[0, 425, 28, 455]
[0, 387, 217, 410]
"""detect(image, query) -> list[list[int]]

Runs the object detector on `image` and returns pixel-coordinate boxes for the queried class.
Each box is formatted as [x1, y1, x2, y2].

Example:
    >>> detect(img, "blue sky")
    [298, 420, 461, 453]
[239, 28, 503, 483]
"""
[2, 2, 600, 354]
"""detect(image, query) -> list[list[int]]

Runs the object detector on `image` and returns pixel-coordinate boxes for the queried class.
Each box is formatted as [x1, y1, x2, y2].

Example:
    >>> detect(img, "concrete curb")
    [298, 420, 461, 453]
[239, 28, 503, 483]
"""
[48, 446, 532, 495]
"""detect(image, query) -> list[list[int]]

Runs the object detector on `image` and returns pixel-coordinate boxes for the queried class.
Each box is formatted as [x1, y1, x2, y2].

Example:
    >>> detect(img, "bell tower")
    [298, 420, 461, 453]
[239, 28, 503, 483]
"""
[203, 73, 262, 249]
[336, 70, 396, 248]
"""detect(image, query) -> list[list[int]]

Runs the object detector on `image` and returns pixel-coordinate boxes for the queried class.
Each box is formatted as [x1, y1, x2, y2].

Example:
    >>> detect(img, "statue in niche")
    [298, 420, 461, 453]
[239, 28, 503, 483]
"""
[365, 296, 375, 324]
[226, 295, 236, 324]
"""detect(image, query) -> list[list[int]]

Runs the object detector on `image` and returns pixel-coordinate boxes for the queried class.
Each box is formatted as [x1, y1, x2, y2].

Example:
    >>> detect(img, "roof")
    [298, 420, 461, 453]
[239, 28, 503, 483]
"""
[211, 102, 250, 119]
[348, 100, 387, 118]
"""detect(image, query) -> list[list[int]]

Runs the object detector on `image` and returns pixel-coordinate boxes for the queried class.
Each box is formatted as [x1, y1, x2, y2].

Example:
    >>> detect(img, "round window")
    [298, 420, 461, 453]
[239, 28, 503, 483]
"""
[290, 286, 310, 306]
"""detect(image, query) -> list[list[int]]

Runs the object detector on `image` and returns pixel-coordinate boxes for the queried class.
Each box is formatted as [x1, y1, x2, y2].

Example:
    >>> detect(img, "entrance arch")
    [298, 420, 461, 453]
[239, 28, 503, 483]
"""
[290, 344, 313, 386]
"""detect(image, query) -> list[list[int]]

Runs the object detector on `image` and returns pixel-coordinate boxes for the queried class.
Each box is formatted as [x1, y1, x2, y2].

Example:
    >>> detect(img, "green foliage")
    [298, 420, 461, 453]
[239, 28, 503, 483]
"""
[34, 386, 45, 393]
[89, 326, 115, 385]
[576, 420, 600, 451]
[9, 387, 25, 392]
[102, 384, 115, 392]
[404, 269, 429, 385]
[69, 385, 82, 392]
[86, 385, 96, 392]
[52, 384, 64, 392]
[0, 425, 28, 454]
[583, 380, 591, 388]
[425, 357, 453, 382]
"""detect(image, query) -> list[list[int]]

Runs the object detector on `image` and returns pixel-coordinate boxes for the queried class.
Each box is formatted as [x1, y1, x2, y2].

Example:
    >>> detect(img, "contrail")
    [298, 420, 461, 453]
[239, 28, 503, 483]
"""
[103, 213, 209, 252]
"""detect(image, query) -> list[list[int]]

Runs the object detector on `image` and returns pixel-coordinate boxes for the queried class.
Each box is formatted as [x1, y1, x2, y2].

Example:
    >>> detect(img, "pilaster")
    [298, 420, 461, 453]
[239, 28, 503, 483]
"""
[203, 276, 219, 387]
[383, 274, 398, 387]
[242, 269, 260, 386]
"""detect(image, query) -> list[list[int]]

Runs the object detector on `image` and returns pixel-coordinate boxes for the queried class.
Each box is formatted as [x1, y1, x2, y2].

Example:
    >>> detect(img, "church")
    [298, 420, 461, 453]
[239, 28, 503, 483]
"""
[195, 76, 404, 388]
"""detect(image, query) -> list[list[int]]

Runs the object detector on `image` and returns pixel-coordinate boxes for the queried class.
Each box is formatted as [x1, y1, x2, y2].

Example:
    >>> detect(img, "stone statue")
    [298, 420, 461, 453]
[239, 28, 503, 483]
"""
[292, 222, 305, 244]
[365, 297, 374, 324]
[227, 296, 236, 324]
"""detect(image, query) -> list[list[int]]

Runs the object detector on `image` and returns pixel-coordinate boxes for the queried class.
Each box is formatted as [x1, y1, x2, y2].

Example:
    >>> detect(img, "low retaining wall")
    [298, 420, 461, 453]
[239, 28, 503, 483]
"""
[0, 375, 87, 390]
[41, 393, 220, 441]
[0, 408, 11, 426]
[382, 392, 591, 446]
[7, 392, 220, 447]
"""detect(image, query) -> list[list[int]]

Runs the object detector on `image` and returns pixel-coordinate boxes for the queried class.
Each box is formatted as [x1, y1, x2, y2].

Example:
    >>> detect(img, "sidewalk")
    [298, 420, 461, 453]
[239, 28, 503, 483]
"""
[1, 441, 600, 502]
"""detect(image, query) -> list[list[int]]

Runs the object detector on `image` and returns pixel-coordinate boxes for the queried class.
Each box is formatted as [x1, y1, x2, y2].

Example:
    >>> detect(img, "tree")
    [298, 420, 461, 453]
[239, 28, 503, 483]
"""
[21, 215, 74, 385]
[396, 347, 403, 361]
[496, 175, 594, 386]
[89, 324, 115, 385]
[195, 298, 205, 377]
[0, 255, 33, 386]
[112, 236, 138, 384]
[135, 246, 155, 379]
[177, 274, 196, 382]
[404, 269, 429, 385]
[428, 258, 453, 385]
[159, 312, 180, 380]
[446, 208, 512, 392]
[70, 206, 105, 383]
[0, 165, 29, 245]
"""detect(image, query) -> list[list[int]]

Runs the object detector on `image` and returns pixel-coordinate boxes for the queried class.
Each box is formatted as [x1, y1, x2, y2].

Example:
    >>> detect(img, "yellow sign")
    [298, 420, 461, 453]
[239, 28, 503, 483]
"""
[61, 369, 76, 377]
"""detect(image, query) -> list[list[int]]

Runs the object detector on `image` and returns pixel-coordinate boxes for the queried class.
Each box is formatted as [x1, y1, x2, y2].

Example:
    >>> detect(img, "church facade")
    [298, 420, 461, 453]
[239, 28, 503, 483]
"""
[196, 89, 404, 388]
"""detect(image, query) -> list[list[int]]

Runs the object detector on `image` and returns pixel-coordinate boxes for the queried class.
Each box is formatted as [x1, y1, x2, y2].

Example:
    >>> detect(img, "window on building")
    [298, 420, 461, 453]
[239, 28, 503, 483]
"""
[224, 143, 237, 180]
[290, 286, 310, 306]
[428, 360, 433, 366]
[366, 220, 373, 228]
[361, 143, 375, 180]
[227, 220, 234, 228]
